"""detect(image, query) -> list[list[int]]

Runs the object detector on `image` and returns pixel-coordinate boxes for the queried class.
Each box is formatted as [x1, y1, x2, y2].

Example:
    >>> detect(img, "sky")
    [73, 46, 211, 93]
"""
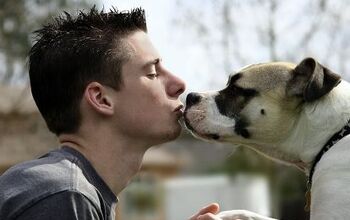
[98, 0, 227, 94]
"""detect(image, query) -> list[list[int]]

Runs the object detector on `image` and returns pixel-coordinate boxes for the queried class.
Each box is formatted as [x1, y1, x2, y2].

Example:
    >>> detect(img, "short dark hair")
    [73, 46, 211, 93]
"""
[29, 6, 147, 135]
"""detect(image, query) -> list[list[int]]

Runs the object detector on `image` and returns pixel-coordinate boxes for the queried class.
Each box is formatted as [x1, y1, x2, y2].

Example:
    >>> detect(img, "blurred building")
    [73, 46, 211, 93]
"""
[0, 85, 58, 174]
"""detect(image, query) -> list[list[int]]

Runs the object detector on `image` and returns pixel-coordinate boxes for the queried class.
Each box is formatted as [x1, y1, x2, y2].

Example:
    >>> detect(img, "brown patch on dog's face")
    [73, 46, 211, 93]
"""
[235, 62, 295, 90]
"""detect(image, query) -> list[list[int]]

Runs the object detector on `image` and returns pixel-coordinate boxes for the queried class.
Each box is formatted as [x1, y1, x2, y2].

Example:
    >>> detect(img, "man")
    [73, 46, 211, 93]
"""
[0, 6, 190, 219]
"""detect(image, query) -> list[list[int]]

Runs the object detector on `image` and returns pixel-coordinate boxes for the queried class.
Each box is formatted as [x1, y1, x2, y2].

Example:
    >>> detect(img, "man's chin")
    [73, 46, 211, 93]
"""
[160, 125, 182, 143]
[168, 125, 182, 140]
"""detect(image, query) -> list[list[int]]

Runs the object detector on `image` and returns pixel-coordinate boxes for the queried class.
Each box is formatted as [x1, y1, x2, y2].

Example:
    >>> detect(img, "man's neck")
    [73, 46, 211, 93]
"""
[58, 131, 148, 196]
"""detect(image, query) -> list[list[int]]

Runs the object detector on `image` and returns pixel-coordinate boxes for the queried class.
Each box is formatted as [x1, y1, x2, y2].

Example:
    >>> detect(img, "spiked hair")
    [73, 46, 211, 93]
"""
[29, 6, 147, 135]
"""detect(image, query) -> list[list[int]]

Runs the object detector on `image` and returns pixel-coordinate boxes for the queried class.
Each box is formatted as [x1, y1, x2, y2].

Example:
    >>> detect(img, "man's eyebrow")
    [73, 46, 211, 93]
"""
[143, 58, 162, 68]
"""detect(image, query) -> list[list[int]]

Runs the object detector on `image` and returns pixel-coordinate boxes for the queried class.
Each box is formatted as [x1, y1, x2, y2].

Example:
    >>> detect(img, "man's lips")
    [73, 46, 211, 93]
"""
[174, 104, 184, 117]
[174, 104, 184, 112]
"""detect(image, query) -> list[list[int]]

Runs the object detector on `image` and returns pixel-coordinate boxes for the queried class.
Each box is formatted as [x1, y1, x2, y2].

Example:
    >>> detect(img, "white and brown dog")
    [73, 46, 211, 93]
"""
[184, 57, 350, 220]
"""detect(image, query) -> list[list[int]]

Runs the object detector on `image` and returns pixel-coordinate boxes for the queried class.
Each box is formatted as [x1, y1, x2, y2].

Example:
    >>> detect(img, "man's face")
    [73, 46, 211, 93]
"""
[112, 31, 186, 146]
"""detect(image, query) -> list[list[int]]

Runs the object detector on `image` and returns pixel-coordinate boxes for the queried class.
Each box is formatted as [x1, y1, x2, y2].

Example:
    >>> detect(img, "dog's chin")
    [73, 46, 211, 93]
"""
[185, 124, 221, 142]
[190, 130, 221, 142]
[184, 114, 221, 141]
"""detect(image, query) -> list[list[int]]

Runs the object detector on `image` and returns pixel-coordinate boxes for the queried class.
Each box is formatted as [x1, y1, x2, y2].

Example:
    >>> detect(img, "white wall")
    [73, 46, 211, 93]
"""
[164, 174, 271, 220]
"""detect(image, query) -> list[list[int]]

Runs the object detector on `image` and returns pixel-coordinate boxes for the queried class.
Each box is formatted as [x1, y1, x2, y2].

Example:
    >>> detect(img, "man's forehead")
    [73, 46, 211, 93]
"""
[120, 32, 161, 73]
[125, 31, 159, 57]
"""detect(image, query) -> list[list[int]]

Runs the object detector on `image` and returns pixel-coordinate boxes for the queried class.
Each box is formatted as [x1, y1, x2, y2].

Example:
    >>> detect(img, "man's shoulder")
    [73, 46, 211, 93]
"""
[0, 150, 75, 192]
[15, 190, 103, 220]
[0, 149, 102, 219]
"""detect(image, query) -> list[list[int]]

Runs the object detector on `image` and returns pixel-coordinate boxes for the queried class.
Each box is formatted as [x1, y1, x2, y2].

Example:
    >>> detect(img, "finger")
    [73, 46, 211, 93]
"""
[189, 203, 220, 220]
[198, 213, 221, 220]
[198, 203, 220, 215]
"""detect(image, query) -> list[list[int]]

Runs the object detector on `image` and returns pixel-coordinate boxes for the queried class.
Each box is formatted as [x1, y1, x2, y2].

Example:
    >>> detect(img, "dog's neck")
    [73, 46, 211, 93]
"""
[243, 80, 350, 173]
[282, 80, 350, 172]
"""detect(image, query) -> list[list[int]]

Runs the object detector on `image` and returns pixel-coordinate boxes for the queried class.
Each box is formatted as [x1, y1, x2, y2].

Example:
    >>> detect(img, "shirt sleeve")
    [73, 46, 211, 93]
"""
[15, 190, 103, 220]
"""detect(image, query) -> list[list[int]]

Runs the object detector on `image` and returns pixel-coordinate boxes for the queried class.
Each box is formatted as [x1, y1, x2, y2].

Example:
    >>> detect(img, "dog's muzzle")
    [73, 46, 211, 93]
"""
[185, 92, 202, 108]
[183, 92, 201, 133]
[184, 93, 221, 141]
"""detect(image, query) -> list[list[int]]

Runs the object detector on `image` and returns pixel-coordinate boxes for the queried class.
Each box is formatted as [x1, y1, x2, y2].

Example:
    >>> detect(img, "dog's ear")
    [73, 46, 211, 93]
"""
[287, 57, 341, 102]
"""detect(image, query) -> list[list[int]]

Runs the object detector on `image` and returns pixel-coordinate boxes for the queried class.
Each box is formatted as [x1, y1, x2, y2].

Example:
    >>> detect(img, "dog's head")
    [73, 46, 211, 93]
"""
[184, 57, 341, 146]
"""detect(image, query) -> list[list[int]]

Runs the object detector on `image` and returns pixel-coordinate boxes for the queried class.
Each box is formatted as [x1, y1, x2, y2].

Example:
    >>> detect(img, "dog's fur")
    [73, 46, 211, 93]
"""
[184, 58, 350, 220]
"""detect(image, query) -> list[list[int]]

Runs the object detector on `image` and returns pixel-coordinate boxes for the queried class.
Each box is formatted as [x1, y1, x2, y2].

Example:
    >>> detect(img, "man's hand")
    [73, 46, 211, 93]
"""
[189, 203, 220, 220]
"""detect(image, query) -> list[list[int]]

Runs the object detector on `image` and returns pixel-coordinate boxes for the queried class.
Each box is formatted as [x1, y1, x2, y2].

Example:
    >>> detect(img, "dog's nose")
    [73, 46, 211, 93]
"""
[186, 92, 202, 108]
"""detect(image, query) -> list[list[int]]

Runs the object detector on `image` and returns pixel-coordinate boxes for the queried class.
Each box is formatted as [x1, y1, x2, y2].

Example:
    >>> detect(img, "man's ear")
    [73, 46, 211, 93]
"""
[287, 57, 341, 102]
[84, 82, 114, 116]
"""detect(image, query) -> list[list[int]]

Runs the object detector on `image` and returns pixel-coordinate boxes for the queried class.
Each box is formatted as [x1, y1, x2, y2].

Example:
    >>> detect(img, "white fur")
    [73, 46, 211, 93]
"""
[217, 210, 277, 220]
[285, 80, 350, 165]
[311, 135, 350, 219]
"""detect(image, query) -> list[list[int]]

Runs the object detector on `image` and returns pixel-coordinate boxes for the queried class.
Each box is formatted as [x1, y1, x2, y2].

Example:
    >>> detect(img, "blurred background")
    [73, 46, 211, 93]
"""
[1, 0, 350, 219]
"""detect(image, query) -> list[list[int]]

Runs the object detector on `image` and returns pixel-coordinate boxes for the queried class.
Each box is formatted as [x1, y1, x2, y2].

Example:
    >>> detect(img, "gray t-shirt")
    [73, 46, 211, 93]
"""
[0, 146, 117, 220]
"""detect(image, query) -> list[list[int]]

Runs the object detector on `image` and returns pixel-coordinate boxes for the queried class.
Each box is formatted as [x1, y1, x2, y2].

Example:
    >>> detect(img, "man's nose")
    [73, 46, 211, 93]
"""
[168, 74, 186, 98]
[186, 92, 202, 108]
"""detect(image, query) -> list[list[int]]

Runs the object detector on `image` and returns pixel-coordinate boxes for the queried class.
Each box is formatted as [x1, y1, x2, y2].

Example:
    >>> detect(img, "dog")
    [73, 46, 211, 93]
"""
[184, 57, 350, 220]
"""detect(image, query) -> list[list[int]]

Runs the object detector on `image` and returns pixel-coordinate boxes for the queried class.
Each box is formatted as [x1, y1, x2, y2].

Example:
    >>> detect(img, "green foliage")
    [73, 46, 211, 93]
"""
[208, 147, 276, 175]
[124, 180, 160, 213]
[207, 147, 307, 199]
[0, 0, 94, 83]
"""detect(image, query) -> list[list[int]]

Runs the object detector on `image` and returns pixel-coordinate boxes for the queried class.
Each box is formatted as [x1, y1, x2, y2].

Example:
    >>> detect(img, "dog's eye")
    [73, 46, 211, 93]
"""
[229, 84, 257, 95]
[242, 88, 258, 97]
[260, 109, 265, 115]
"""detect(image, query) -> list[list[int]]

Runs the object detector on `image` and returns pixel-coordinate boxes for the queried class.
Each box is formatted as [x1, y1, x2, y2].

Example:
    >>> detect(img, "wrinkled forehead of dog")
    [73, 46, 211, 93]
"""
[232, 62, 296, 91]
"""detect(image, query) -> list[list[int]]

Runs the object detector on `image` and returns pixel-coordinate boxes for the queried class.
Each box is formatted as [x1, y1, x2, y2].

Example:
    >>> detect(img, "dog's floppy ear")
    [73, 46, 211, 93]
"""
[287, 57, 341, 102]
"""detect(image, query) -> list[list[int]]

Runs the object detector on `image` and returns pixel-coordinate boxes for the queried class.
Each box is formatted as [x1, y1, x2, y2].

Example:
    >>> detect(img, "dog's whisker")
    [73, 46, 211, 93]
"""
[185, 109, 206, 113]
